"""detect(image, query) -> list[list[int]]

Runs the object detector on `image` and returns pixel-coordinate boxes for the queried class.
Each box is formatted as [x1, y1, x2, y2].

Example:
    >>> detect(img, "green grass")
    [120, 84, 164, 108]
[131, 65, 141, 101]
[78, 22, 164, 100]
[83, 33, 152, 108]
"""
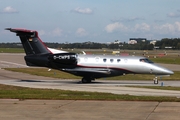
[127, 86, 180, 91]
[4, 68, 180, 80]
[0, 48, 24, 53]
[0, 84, 179, 102]
[150, 57, 180, 64]
[4, 68, 81, 79]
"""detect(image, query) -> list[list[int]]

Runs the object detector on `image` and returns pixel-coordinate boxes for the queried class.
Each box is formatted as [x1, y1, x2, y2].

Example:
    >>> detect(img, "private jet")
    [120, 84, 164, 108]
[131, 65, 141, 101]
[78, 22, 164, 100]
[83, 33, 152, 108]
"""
[6, 28, 174, 83]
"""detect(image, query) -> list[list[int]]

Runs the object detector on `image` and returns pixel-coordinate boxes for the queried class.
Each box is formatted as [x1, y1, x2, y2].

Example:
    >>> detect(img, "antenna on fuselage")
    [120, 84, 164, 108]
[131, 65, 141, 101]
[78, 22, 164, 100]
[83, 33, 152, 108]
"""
[82, 51, 86, 55]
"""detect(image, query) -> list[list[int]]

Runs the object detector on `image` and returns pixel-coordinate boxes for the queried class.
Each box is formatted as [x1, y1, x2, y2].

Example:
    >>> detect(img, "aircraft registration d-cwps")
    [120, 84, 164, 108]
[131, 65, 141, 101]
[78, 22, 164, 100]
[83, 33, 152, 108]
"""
[6, 28, 174, 83]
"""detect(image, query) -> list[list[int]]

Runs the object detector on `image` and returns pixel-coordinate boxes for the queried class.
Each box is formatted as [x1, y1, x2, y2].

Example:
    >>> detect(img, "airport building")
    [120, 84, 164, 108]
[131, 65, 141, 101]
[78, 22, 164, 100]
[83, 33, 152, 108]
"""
[128, 38, 147, 44]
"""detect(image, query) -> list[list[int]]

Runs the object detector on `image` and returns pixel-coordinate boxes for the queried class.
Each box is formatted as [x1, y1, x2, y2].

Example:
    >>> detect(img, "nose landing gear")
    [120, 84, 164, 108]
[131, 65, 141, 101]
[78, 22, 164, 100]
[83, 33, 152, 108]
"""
[153, 77, 158, 84]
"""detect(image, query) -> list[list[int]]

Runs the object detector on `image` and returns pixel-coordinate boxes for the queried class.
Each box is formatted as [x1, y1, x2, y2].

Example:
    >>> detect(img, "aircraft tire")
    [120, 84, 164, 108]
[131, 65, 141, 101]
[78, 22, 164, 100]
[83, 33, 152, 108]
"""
[82, 77, 91, 83]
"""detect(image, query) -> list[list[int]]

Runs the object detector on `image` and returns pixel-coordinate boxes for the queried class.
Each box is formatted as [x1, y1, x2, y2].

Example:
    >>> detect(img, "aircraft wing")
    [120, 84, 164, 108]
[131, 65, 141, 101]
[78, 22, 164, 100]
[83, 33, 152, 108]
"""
[62, 68, 111, 75]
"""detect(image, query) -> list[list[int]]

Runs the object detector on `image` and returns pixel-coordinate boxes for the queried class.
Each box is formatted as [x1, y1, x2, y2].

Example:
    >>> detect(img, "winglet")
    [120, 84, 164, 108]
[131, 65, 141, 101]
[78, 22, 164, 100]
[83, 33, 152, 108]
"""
[82, 51, 86, 55]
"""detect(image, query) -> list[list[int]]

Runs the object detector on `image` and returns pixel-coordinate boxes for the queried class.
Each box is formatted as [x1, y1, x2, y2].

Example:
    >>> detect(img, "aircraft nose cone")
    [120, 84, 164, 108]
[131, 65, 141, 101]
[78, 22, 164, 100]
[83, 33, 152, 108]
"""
[167, 70, 174, 75]
[161, 68, 174, 75]
[153, 64, 174, 75]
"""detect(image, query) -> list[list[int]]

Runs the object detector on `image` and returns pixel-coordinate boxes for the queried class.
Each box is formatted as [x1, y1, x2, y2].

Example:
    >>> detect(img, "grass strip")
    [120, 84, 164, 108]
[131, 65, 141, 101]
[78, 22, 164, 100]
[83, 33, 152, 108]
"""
[0, 48, 24, 53]
[150, 57, 180, 64]
[0, 84, 179, 102]
[127, 86, 180, 91]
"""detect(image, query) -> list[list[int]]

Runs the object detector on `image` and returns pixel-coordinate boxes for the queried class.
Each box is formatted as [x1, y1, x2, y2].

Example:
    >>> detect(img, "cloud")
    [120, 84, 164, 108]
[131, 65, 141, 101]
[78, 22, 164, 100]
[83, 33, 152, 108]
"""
[76, 28, 88, 36]
[112, 17, 145, 22]
[154, 23, 174, 34]
[2, 6, 18, 13]
[134, 23, 150, 32]
[154, 20, 164, 23]
[73, 7, 93, 14]
[167, 12, 180, 18]
[104, 21, 180, 36]
[153, 22, 180, 34]
[126, 17, 145, 22]
[105, 22, 127, 33]
[52, 28, 63, 37]
[167, 10, 180, 18]
[105, 21, 180, 35]
[38, 30, 46, 36]
[175, 22, 180, 31]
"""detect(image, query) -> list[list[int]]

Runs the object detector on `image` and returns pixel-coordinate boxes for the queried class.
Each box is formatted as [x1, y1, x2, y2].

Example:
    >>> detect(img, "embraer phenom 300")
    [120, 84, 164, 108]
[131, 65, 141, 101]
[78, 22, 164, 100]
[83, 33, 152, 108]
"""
[6, 28, 174, 83]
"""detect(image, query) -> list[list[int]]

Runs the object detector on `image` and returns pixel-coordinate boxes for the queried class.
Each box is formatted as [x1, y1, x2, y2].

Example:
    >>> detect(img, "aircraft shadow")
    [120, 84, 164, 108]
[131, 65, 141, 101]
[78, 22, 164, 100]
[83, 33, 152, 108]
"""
[19, 79, 101, 84]
[18, 79, 152, 85]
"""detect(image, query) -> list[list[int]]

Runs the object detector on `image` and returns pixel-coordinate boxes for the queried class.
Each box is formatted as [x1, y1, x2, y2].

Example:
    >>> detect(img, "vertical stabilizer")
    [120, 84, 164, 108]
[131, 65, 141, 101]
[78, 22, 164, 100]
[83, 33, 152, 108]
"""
[5, 28, 52, 55]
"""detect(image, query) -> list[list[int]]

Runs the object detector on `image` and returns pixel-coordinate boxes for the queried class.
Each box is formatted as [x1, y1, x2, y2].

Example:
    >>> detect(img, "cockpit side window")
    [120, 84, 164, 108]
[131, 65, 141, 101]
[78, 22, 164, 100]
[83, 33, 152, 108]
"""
[140, 59, 153, 63]
[140, 59, 145, 62]
[103, 58, 107, 62]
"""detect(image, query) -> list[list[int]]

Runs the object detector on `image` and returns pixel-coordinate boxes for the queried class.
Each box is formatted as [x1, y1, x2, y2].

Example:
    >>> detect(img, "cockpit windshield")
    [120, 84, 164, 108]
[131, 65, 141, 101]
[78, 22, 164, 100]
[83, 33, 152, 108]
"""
[140, 58, 153, 63]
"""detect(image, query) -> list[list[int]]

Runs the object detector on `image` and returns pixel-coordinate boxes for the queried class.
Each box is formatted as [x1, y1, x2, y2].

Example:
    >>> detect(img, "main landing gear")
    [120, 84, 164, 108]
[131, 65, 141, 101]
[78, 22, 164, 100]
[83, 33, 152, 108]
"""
[81, 77, 94, 83]
[153, 77, 158, 84]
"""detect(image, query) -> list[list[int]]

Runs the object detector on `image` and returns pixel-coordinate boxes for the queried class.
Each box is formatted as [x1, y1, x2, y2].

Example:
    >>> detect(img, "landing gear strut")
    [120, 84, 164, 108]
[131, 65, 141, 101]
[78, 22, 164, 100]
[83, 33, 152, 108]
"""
[153, 77, 158, 84]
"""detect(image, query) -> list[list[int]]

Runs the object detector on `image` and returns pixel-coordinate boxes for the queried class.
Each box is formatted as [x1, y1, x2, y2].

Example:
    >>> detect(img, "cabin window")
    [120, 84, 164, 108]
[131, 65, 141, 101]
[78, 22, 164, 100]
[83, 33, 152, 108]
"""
[117, 59, 121, 62]
[95, 57, 99, 62]
[110, 59, 114, 63]
[124, 59, 128, 63]
[103, 58, 107, 62]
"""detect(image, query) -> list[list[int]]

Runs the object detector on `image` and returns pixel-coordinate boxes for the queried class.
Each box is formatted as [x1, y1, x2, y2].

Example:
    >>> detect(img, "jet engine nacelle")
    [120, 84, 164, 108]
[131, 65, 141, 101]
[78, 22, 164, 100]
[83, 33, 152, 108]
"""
[48, 53, 77, 65]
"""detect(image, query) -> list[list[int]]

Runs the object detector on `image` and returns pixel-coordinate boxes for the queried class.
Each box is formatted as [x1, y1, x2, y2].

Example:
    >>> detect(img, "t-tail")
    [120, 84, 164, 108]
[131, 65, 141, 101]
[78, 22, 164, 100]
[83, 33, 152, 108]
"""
[5, 28, 52, 55]
[6, 28, 77, 68]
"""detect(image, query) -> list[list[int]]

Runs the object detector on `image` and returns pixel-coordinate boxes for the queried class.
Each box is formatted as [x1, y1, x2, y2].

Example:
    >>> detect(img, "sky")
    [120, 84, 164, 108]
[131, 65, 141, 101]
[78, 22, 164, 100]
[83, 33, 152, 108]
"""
[1, 0, 180, 43]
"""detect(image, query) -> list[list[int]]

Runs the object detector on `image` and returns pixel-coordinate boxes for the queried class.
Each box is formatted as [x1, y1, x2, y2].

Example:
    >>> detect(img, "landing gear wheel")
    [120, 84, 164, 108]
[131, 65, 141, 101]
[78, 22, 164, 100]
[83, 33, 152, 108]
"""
[153, 77, 158, 84]
[82, 77, 92, 83]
